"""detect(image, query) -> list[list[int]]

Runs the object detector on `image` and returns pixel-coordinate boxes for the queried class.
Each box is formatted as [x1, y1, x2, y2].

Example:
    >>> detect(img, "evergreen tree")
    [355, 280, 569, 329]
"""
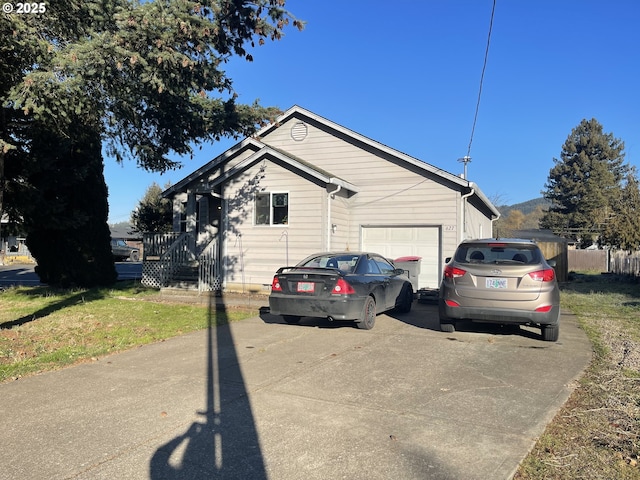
[1, 1, 302, 286]
[22, 120, 117, 287]
[600, 170, 640, 251]
[540, 118, 628, 247]
[131, 183, 173, 234]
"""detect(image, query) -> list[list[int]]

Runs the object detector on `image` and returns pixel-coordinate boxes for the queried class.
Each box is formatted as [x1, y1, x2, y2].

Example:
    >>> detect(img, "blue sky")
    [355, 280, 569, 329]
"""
[104, 0, 640, 223]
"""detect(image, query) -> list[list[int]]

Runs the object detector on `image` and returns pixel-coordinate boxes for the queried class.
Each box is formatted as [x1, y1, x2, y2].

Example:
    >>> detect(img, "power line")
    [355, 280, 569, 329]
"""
[466, 0, 496, 159]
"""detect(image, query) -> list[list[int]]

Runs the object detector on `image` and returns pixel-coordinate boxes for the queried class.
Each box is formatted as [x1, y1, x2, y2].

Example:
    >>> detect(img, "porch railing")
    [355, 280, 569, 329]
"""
[142, 232, 220, 290]
[198, 239, 220, 292]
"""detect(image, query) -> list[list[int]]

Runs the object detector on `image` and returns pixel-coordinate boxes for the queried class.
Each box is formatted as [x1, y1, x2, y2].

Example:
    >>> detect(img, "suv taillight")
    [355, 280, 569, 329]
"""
[271, 276, 283, 292]
[529, 268, 555, 282]
[444, 265, 466, 279]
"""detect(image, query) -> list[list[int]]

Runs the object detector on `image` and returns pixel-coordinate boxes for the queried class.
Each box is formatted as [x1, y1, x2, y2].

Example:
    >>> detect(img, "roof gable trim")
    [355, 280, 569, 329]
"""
[208, 146, 358, 193]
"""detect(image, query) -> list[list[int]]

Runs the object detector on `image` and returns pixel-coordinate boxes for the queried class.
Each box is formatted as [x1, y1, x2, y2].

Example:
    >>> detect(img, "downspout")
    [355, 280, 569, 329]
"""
[460, 187, 475, 243]
[491, 211, 501, 238]
[327, 183, 342, 251]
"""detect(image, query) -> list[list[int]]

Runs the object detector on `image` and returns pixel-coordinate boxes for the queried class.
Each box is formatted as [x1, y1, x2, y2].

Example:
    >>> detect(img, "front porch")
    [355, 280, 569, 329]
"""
[141, 232, 220, 292]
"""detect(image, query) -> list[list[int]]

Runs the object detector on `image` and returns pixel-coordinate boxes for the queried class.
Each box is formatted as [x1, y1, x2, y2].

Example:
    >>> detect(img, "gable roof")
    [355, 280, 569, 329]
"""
[255, 105, 499, 217]
[162, 137, 358, 197]
[207, 144, 359, 193]
[163, 105, 499, 218]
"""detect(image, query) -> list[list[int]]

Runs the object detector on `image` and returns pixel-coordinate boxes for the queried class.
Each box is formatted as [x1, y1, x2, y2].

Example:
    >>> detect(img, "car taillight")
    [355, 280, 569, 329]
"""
[445, 299, 460, 307]
[271, 276, 282, 292]
[444, 265, 466, 279]
[529, 268, 555, 282]
[331, 278, 355, 295]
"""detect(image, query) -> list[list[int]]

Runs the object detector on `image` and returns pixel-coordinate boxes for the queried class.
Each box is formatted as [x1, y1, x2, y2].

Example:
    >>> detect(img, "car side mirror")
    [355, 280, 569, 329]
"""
[394, 268, 407, 276]
[445, 257, 452, 264]
[547, 259, 557, 268]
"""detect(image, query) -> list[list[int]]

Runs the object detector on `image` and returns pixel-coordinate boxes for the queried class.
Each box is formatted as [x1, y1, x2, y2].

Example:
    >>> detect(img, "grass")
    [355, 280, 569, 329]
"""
[0, 282, 259, 383]
[514, 273, 640, 479]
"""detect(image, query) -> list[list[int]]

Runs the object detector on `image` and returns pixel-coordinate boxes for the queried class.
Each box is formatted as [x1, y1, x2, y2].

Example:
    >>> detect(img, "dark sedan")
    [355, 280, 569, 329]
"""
[269, 252, 414, 330]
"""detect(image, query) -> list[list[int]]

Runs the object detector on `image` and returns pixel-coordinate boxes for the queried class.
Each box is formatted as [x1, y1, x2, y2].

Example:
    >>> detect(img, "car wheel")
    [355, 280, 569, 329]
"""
[357, 296, 376, 330]
[283, 315, 301, 324]
[440, 317, 456, 333]
[541, 324, 559, 342]
[130, 251, 140, 262]
[395, 285, 413, 313]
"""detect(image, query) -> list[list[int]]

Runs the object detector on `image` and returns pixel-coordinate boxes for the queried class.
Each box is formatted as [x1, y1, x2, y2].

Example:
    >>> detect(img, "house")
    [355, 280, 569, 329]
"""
[146, 106, 500, 293]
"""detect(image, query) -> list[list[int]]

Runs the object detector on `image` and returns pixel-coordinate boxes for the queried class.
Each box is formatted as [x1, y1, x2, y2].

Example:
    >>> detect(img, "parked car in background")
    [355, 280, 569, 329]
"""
[269, 252, 414, 330]
[110, 238, 140, 262]
[439, 238, 560, 341]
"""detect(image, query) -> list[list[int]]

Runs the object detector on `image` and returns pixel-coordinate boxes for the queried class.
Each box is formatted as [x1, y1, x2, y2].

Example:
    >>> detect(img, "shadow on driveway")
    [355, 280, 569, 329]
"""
[149, 293, 267, 479]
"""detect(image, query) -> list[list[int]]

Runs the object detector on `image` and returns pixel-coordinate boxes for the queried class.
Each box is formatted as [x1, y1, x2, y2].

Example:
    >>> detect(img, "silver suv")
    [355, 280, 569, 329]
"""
[438, 238, 560, 341]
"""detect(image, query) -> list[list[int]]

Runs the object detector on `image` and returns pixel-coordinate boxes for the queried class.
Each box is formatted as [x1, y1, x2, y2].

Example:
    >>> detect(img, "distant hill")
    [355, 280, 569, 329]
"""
[496, 197, 551, 216]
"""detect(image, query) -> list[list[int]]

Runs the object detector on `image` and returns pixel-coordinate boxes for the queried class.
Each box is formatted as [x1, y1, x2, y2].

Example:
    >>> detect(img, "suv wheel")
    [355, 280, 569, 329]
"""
[440, 317, 456, 333]
[541, 324, 559, 342]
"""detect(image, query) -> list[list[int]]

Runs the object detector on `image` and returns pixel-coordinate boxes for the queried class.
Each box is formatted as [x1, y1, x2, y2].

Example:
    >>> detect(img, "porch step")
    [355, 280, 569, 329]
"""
[165, 263, 199, 289]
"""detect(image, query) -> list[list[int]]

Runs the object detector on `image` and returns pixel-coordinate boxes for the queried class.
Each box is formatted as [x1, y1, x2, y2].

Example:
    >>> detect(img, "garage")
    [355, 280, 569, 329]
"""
[361, 225, 442, 289]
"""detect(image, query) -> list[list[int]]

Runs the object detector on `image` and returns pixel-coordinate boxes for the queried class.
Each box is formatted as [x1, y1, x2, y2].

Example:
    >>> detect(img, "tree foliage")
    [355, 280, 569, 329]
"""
[600, 170, 640, 251]
[2, 0, 303, 172]
[540, 118, 629, 248]
[494, 205, 547, 238]
[131, 182, 173, 234]
[0, 1, 302, 286]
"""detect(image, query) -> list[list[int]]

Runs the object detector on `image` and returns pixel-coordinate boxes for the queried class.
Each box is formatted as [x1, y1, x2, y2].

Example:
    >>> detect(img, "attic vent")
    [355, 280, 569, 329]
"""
[290, 121, 308, 141]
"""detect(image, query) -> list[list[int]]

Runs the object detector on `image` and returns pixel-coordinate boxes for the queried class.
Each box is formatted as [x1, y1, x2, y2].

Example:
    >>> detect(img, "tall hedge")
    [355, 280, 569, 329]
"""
[23, 121, 117, 287]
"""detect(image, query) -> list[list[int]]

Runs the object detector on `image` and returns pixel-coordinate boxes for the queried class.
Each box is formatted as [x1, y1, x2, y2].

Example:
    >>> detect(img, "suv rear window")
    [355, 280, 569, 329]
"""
[454, 244, 541, 265]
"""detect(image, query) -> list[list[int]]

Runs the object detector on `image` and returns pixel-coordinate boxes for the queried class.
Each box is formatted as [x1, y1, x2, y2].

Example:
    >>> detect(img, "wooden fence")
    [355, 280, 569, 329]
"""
[609, 251, 640, 277]
[566, 249, 640, 277]
[568, 249, 608, 272]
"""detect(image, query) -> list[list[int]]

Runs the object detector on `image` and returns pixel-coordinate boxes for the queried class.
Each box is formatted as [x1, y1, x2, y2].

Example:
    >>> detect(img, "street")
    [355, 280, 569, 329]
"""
[0, 262, 142, 287]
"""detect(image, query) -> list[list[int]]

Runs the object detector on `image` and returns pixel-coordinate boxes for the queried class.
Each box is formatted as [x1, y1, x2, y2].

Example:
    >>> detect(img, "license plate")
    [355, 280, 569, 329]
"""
[297, 281, 315, 293]
[486, 278, 507, 289]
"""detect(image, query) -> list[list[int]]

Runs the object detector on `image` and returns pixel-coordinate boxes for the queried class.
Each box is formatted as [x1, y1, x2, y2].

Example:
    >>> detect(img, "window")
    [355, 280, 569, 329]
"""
[372, 256, 396, 275]
[179, 201, 200, 233]
[255, 192, 289, 225]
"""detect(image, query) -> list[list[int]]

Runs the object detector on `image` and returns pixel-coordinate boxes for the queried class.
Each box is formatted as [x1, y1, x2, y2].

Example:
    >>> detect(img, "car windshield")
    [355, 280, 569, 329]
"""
[454, 244, 542, 265]
[299, 254, 360, 273]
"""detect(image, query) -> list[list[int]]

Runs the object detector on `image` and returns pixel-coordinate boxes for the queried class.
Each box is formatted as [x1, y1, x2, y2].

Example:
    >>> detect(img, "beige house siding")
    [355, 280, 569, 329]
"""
[221, 159, 328, 291]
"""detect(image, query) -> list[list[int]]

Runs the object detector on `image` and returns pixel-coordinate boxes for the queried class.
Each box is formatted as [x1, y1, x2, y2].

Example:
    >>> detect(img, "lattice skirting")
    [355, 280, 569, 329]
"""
[198, 276, 222, 292]
[142, 261, 163, 288]
[142, 261, 222, 291]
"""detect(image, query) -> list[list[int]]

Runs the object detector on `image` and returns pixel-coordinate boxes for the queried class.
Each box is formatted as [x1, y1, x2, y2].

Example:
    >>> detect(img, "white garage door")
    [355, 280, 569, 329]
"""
[361, 226, 441, 289]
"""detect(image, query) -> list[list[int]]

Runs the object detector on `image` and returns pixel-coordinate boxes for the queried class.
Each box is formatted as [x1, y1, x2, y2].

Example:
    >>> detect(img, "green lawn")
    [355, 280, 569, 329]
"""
[0, 282, 258, 383]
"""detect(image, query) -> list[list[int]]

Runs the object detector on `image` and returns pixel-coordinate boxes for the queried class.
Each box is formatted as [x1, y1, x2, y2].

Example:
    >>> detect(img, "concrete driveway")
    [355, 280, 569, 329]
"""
[0, 298, 591, 480]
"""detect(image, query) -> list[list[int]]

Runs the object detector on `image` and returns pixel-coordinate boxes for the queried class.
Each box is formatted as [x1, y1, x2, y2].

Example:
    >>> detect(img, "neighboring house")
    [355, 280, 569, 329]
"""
[152, 105, 500, 293]
[0, 214, 33, 264]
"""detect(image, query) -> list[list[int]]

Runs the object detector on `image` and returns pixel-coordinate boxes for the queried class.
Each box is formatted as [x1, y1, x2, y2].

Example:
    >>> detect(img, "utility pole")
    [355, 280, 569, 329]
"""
[458, 155, 471, 179]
